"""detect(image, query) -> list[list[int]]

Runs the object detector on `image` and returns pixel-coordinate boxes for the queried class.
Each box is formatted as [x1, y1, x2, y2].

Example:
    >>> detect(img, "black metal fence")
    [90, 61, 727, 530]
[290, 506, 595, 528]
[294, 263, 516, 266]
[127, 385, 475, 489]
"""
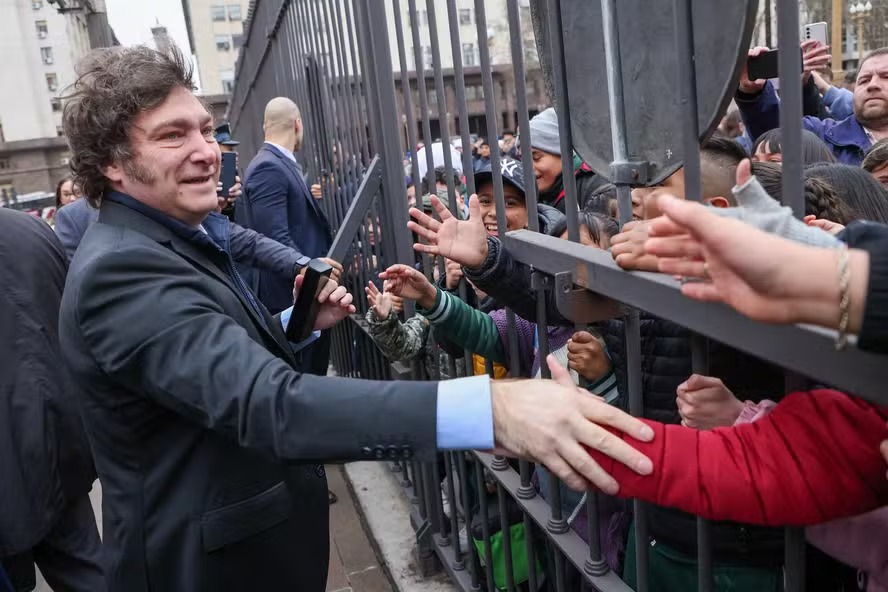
[228, 1, 886, 590]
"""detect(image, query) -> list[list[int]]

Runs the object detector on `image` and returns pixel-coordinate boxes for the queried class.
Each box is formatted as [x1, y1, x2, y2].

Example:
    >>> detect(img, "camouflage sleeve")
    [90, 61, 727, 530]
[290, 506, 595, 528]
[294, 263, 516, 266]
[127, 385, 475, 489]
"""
[365, 308, 429, 361]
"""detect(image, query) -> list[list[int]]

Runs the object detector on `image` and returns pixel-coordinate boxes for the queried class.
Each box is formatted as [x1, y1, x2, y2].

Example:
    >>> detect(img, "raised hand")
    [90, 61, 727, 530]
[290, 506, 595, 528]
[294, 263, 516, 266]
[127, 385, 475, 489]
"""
[676, 374, 744, 430]
[490, 355, 654, 493]
[739, 46, 771, 94]
[408, 194, 489, 268]
[566, 331, 611, 382]
[611, 220, 660, 272]
[378, 264, 437, 309]
[444, 258, 463, 290]
[801, 39, 831, 83]
[365, 281, 392, 319]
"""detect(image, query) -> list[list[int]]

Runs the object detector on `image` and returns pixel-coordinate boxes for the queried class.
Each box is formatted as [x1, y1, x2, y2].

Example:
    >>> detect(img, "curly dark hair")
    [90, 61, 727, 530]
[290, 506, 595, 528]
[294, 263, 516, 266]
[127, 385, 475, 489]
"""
[62, 46, 195, 206]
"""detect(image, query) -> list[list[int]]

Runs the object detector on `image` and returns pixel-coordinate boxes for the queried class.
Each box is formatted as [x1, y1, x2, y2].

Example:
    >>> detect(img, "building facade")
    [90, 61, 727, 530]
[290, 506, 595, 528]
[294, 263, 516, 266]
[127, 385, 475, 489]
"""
[0, 0, 111, 197]
[181, 0, 250, 95]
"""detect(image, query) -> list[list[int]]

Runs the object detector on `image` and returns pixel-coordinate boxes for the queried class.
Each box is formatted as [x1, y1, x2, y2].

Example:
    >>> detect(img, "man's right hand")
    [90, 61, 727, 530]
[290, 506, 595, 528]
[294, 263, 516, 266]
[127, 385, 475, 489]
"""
[739, 46, 771, 94]
[490, 355, 654, 494]
[300, 258, 343, 285]
[408, 194, 489, 268]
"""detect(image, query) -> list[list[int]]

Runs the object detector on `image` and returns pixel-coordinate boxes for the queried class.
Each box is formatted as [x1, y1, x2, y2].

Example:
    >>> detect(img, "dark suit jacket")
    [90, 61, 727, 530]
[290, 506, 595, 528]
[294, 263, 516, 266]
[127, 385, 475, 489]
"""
[54, 198, 99, 262]
[58, 199, 436, 591]
[238, 143, 332, 313]
[0, 209, 95, 556]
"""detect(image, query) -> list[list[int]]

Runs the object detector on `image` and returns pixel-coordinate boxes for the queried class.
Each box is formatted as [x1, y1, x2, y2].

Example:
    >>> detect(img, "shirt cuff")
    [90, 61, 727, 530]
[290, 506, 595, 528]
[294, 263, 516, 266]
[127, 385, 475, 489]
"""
[436, 374, 494, 450]
[279, 306, 321, 352]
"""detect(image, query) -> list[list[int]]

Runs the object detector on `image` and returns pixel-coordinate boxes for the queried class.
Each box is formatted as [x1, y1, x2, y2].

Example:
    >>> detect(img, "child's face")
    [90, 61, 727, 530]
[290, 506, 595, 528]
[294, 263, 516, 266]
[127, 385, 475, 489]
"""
[476, 181, 528, 237]
[532, 149, 563, 192]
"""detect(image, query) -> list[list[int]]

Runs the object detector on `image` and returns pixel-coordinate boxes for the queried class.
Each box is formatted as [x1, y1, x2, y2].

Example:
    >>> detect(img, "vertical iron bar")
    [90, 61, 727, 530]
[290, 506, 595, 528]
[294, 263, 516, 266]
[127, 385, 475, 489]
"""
[474, 460, 497, 591]
[458, 453, 482, 589]
[672, 0, 715, 587]
[407, 0, 437, 206]
[776, 2, 807, 587]
[473, 0, 506, 236]
[341, 0, 371, 166]
[425, 0, 459, 218]
[444, 452, 465, 570]
[392, 0, 423, 201]
[444, 0, 477, 197]
[547, 0, 579, 239]
[506, 0, 539, 227]
[496, 484, 518, 592]
[601, 0, 648, 588]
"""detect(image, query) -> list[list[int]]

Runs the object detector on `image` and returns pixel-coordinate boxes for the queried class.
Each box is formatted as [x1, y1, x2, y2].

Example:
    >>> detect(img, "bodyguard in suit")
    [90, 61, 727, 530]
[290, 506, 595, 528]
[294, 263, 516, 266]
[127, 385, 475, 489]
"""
[0, 208, 103, 592]
[238, 97, 342, 375]
[58, 46, 654, 592]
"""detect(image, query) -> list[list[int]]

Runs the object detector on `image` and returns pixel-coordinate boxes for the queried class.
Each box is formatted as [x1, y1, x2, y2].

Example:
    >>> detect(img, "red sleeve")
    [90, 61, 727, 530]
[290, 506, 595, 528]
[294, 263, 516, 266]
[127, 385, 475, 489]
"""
[589, 390, 888, 526]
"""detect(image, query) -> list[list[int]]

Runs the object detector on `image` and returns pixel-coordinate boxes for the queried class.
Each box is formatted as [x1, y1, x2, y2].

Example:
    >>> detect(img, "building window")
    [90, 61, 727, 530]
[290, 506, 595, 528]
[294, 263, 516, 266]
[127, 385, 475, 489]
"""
[220, 69, 235, 94]
[51, 97, 62, 112]
[40, 46, 53, 64]
[0, 120, 5, 143]
[36, 20, 48, 38]
[459, 9, 472, 25]
[228, 4, 242, 20]
[211, 5, 226, 21]
[232, 33, 244, 47]
[32, 0, 42, 9]
[45, 73, 57, 91]
[215, 35, 231, 51]
[462, 43, 475, 66]
[0, 159, 10, 170]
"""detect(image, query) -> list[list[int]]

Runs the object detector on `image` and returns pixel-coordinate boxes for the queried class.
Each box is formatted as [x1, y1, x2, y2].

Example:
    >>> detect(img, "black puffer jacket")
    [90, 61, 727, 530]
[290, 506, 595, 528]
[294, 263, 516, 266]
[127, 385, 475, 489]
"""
[463, 235, 791, 563]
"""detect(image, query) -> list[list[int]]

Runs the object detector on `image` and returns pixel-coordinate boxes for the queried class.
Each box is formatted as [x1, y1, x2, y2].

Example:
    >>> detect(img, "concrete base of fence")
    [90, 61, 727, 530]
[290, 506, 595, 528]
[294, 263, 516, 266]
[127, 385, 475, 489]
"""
[343, 462, 458, 592]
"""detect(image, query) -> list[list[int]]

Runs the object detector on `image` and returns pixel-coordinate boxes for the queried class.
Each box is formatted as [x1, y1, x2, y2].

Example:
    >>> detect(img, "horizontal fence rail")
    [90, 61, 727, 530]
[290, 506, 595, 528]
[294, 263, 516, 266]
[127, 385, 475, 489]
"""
[227, 1, 885, 591]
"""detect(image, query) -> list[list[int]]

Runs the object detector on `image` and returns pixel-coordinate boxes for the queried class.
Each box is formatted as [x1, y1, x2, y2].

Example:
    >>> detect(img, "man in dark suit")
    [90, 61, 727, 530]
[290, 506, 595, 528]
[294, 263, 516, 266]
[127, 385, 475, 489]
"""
[57, 46, 654, 592]
[0, 208, 103, 592]
[238, 97, 341, 375]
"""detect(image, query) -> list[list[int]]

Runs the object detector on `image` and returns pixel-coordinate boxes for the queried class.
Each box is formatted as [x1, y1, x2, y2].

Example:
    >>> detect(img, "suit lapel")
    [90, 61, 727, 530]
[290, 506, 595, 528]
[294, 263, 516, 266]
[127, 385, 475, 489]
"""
[99, 201, 297, 365]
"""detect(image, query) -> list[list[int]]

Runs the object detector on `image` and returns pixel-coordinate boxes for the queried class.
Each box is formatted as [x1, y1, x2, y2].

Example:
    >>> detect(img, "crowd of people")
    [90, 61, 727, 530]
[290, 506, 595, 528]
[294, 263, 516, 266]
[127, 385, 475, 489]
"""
[1, 28, 887, 592]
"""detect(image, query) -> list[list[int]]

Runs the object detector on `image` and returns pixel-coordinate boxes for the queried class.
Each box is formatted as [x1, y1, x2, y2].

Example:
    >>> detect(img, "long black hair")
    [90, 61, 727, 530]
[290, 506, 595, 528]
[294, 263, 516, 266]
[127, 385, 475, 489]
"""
[805, 163, 888, 223]
[55, 177, 74, 210]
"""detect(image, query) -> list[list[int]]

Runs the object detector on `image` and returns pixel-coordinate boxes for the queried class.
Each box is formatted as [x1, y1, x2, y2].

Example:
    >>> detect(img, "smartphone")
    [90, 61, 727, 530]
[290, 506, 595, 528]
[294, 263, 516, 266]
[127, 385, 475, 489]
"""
[219, 152, 237, 198]
[747, 49, 780, 81]
[804, 22, 828, 47]
[285, 258, 333, 343]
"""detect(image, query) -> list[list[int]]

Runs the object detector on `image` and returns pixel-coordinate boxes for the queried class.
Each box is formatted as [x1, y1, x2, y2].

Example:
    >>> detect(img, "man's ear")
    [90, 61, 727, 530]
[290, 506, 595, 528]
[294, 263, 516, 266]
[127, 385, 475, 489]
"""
[705, 196, 731, 209]
[103, 162, 124, 184]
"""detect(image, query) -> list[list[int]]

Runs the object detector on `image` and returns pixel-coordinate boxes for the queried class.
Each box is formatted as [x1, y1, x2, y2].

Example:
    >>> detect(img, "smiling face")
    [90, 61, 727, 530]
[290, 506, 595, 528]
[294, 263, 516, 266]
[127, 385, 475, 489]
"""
[855, 54, 888, 129]
[476, 180, 528, 237]
[103, 86, 220, 226]
[531, 148, 563, 192]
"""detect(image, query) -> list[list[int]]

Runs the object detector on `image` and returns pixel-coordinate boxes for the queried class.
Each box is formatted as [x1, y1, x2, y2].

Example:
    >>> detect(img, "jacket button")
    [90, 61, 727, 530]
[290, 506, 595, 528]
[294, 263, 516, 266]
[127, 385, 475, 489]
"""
[401, 445, 413, 460]
[386, 445, 400, 460]
[373, 446, 386, 459]
[361, 446, 373, 458]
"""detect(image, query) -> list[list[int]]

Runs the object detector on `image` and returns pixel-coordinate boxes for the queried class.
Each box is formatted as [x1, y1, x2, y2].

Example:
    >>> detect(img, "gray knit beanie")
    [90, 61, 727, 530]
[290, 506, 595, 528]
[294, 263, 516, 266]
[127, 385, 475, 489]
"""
[529, 107, 561, 155]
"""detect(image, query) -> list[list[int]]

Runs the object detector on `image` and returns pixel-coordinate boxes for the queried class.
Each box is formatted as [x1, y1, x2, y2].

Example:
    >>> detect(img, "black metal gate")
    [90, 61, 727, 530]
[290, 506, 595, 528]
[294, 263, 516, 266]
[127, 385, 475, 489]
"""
[228, 1, 887, 590]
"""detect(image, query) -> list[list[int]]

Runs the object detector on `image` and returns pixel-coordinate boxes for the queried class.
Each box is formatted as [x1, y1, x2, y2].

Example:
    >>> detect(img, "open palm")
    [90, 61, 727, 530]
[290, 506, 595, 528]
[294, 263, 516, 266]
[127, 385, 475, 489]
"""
[408, 194, 489, 268]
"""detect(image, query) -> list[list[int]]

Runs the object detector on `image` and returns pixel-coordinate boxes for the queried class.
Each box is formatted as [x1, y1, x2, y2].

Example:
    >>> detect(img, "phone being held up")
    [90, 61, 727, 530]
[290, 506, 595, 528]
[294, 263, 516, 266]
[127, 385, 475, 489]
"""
[219, 151, 237, 198]
[285, 259, 333, 343]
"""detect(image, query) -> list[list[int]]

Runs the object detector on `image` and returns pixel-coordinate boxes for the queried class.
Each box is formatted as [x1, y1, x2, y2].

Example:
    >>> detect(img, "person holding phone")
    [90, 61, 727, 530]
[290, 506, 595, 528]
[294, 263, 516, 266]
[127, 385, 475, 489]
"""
[737, 39, 888, 165]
